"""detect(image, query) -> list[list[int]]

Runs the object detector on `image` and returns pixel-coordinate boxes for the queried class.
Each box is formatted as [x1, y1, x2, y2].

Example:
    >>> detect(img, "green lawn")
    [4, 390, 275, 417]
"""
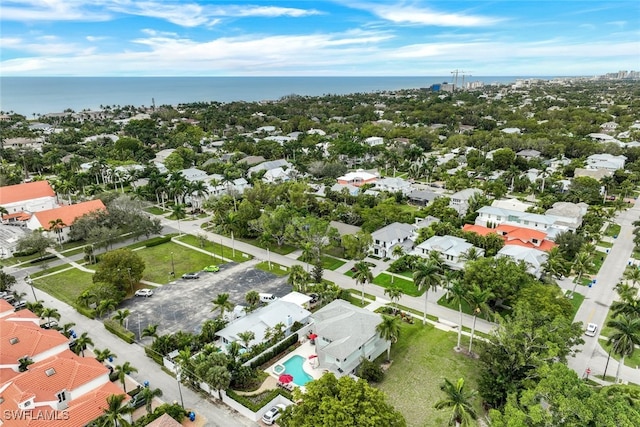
[321, 255, 346, 271]
[437, 294, 474, 316]
[344, 270, 355, 278]
[236, 237, 297, 255]
[255, 261, 289, 276]
[347, 288, 376, 301]
[601, 340, 640, 369]
[176, 234, 252, 262]
[588, 251, 607, 275]
[339, 292, 370, 308]
[605, 223, 622, 238]
[145, 206, 168, 215]
[377, 323, 481, 427]
[597, 240, 613, 249]
[32, 268, 94, 306]
[567, 292, 585, 316]
[373, 273, 423, 297]
[135, 241, 226, 284]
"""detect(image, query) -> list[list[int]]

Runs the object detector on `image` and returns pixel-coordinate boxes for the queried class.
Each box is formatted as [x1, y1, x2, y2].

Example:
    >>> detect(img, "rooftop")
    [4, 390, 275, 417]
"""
[32, 200, 106, 230]
[0, 181, 55, 205]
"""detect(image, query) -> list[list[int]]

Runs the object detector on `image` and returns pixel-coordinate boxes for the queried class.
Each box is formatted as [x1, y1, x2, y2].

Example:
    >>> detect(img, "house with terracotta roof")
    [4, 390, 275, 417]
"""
[336, 170, 378, 187]
[26, 200, 106, 243]
[0, 181, 58, 225]
[462, 224, 557, 252]
[0, 349, 128, 427]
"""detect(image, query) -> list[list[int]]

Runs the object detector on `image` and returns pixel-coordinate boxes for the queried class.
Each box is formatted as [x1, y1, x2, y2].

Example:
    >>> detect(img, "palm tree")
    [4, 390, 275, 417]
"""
[114, 362, 138, 393]
[60, 322, 76, 338]
[94, 347, 117, 364]
[113, 309, 130, 327]
[48, 218, 66, 247]
[460, 247, 482, 263]
[542, 246, 569, 281]
[413, 259, 442, 325]
[26, 300, 44, 317]
[288, 264, 310, 292]
[624, 266, 640, 288]
[245, 290, 260, 311]
[141, 324, 159, 341]
[189, 180, 209, 210]
[607, 315, 640, 383]
[384, 285, 402, 314]
[444, 277, 467, 351]
[353, 260, 373, 306]
[96, 299, 117, 318]
[392, 244, 405, 260]
[466, 284, 493, 354]
[172, 203, 186, 234]
[376, 315, 401, 362]
[237, 331, 255, 350]
[569, 251, 594, 297]
[211, 293, 234, 319]
[434, 377, 478, 427]
[138, 386, 163, 414]
[72, 332, 94, 357]
[100, 394, 134, 427]
[611, 285, 640, 319]
[40, 307, 61, 324]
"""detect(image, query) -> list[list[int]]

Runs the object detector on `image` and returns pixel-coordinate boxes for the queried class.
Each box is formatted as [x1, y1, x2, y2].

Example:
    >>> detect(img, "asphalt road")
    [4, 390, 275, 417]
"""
[569, 198, 640, 384]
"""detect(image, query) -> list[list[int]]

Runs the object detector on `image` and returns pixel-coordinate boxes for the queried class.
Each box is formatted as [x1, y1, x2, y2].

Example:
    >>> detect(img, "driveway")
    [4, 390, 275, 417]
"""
[121, 259, 290, 339]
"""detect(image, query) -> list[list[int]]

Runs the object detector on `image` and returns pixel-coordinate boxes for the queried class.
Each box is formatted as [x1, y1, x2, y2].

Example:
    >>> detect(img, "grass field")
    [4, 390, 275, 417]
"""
[373, 273, 423, 297]
[597, 240, 613, 249]
[567, 292, 585, 316]
[588, 251, 607, 275]
[176, 234, 251, 262]
[32, 268, 94, 306]
[237, 237, 297, 255]
[376, 322, 481, 427]
[605, 223, 622, 238]
[255, 261, 289, 276]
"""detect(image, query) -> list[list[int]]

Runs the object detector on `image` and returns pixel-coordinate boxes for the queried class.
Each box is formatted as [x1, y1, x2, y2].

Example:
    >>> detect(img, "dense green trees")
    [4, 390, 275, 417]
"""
[92, 249, 145, 294]
[280, 374, 406, 427]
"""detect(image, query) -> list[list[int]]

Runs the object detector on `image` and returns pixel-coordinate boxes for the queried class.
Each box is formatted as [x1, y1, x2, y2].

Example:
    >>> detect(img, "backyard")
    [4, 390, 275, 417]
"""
[377, 322, 481, 427]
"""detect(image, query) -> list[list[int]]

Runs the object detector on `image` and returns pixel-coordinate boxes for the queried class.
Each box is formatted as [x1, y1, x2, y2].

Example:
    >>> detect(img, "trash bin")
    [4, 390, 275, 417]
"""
[189, 412, 196, 422]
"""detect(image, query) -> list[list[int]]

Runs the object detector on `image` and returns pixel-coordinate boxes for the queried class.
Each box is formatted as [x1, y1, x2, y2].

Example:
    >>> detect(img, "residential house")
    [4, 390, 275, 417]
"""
[491, 198, 533, 213]
[463, 224, 556, 251]
[247, 159, 292, 178]
[26, 200, 106, 243]
[373, 177, 413, 195]
[0, 181, 58, 224]
[407, 190, 440, 206]
[329, 221, 361, 237]
[573, 168, 614, 180]
[215, 300, 311, 350]
[449, 188, 483, 215]
[475, 206, 570, 239]
[412, 235, 484, 270]
[516, 149, 542, 160]
[364, 136, 384, 147]
[330, 183, 360, 197]
[279, 292, 313, 310]
[497, 245, 548, 278]
[586, 154, 626, 171]
[238, 156, 266, 166]
[545, 202, 588, 230]
[370, 222, 416, 258]
[263, 167, 292, 183]
[0, 226, 28, 258]
[309, 300, 386, 377]
[336, 171, 378, 187]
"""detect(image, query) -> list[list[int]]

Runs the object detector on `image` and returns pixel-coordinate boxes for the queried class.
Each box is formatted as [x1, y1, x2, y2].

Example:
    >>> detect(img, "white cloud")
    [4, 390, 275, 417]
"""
[1, 0, 111, 21]
[359, 2, 502, 27]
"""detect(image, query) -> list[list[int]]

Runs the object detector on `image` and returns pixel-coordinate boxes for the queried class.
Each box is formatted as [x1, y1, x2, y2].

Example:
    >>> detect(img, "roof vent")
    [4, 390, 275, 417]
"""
[45, 368, 56, 377]
[9, 337, 19, 345]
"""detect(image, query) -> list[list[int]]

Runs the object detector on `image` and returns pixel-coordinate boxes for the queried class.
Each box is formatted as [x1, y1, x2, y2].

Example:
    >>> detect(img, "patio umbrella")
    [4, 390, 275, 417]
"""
[309, 333, 318, 340]
[308, 354, 318, 359]
[279, 374, 294, 384]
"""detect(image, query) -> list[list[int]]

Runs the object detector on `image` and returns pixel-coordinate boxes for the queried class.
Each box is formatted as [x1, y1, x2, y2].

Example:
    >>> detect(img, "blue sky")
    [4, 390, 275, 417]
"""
[1, 1, 638, 76]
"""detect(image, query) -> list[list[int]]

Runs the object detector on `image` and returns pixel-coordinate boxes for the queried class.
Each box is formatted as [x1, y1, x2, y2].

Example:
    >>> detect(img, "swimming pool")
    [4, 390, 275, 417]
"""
[282, 355, 314, 386]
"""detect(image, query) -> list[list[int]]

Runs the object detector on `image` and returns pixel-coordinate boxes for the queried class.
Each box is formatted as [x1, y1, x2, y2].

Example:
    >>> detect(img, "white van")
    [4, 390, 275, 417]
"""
[259, 293, 277, 303]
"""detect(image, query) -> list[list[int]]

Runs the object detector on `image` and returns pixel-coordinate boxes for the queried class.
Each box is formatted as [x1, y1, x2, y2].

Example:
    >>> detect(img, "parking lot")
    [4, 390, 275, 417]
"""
[120, 259, 290, 339]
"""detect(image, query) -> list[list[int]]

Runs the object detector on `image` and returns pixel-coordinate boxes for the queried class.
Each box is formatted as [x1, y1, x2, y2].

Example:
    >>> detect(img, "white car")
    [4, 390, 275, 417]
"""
[135, 289, 154, 297]
[261, 404, 287, 425]
[585, 323, 598, 337]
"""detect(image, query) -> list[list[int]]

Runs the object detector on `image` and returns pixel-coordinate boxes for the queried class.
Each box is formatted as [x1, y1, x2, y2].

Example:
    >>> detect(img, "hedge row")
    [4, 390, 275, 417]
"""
[145, 236, 172, 247]
[104, 319, 136, 343]
[249, 333, 298, 369]
[226, 388, 292, 412]
[29, 255, 57, 264]
[145, 346, 163, 364]
[13, 249, 38, 257]
[75, 305, 96, 319]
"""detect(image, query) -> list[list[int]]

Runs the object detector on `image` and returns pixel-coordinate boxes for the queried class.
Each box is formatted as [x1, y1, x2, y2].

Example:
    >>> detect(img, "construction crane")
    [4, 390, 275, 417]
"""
[461, 71, 472, 89]
[450, 69, 470, 90]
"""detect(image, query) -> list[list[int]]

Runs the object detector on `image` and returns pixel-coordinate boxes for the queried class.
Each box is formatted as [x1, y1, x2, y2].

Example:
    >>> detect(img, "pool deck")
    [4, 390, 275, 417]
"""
[265, 339, 326, 388]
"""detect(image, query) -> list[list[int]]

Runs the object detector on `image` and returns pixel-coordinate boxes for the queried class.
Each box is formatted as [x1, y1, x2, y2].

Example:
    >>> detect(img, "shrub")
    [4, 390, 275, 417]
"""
[145, 236, 172, 247]
[13, 249, 38, 257]
[356, 358, 384, 383]
[29, 255, 57, 264]
[75, 305, 96, 319]
[145, 346, 163, 364]
[226, 389, 292, 412]
[249, 334, 298, 369]
[103, 319, 135, 343]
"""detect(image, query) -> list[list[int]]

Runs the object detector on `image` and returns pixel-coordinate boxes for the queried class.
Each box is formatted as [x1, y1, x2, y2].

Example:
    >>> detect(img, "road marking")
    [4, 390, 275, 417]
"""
[586, 308, 596, 323]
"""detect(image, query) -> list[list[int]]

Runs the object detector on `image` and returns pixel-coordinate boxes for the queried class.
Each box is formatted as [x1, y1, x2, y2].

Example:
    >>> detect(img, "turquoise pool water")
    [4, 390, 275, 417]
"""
[283, 355, 313, 386]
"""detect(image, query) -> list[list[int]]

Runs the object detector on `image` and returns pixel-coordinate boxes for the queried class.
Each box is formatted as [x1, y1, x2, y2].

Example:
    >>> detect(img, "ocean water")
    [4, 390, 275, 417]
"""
[1, 76, 530, 117]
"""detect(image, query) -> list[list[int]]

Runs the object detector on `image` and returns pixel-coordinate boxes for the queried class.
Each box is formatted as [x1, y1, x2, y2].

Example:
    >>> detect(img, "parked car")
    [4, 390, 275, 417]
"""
[127, 391, 147, 409]
[585, 323, 598, 337]
[135, 289, 154, 297]
[262, 404, 288, 425]
[12, 300, 27, 311]
[41, 320, 59, 330]
[203, 265, 220, 272]
[182, 272, 200, 280]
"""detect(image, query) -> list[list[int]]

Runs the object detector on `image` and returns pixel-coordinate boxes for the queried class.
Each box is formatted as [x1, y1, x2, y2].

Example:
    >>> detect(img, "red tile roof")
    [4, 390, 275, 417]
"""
[33, 200, 106, 230]
[462, 224, 496, 236]
[0, 315, 70, 365]
[0, 181, 55, 205]
[146, 413, 183, 427]
[0, 299, 15, 316]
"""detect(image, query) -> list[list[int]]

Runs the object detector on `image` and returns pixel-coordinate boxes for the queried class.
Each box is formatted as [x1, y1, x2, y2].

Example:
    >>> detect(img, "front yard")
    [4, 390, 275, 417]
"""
[32, 268, 94, 306]
[372, 272, 423, 297]
[377, 322, 481, 427]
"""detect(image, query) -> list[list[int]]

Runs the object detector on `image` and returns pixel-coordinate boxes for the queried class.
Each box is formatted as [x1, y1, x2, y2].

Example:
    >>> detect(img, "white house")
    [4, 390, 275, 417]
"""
[215, 300, 311, 350]
[491, 198, 533, 213]
[449, 188, 483, 215]
[337, 170, 378, 187]
[370, 222, 416, 258]
[247, 159, 293, 178]
[0, 181, 58, 223]
[309, 300, 387, 377]
[586, 154, 626, 171]
[26, 200, 107, 243]
[497, 245, 548, 278]
[364, 136, 384, 147]
[412, 235, 483, 270]
[373, 177, 413, 195]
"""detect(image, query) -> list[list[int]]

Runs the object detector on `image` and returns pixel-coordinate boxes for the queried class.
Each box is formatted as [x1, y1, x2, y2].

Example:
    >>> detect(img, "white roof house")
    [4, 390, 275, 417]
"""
[247, 159, 292, 177]
[180, 168, 208, 182]
[215, 300, 311, 349]
[586, 154, 626, 171]
[491, 198, 534, 213]
[449, 188, 483, 215]
[337, 171, 378, 187]
[374, 177, 413, 195]
[310, 300, 386, 377]
[370, 222, 416, 258]
[364, 136, 384, 147]
[497, 245, 548, 278]
[279, 292, 313, 309]
[412, 235, 483, 270]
